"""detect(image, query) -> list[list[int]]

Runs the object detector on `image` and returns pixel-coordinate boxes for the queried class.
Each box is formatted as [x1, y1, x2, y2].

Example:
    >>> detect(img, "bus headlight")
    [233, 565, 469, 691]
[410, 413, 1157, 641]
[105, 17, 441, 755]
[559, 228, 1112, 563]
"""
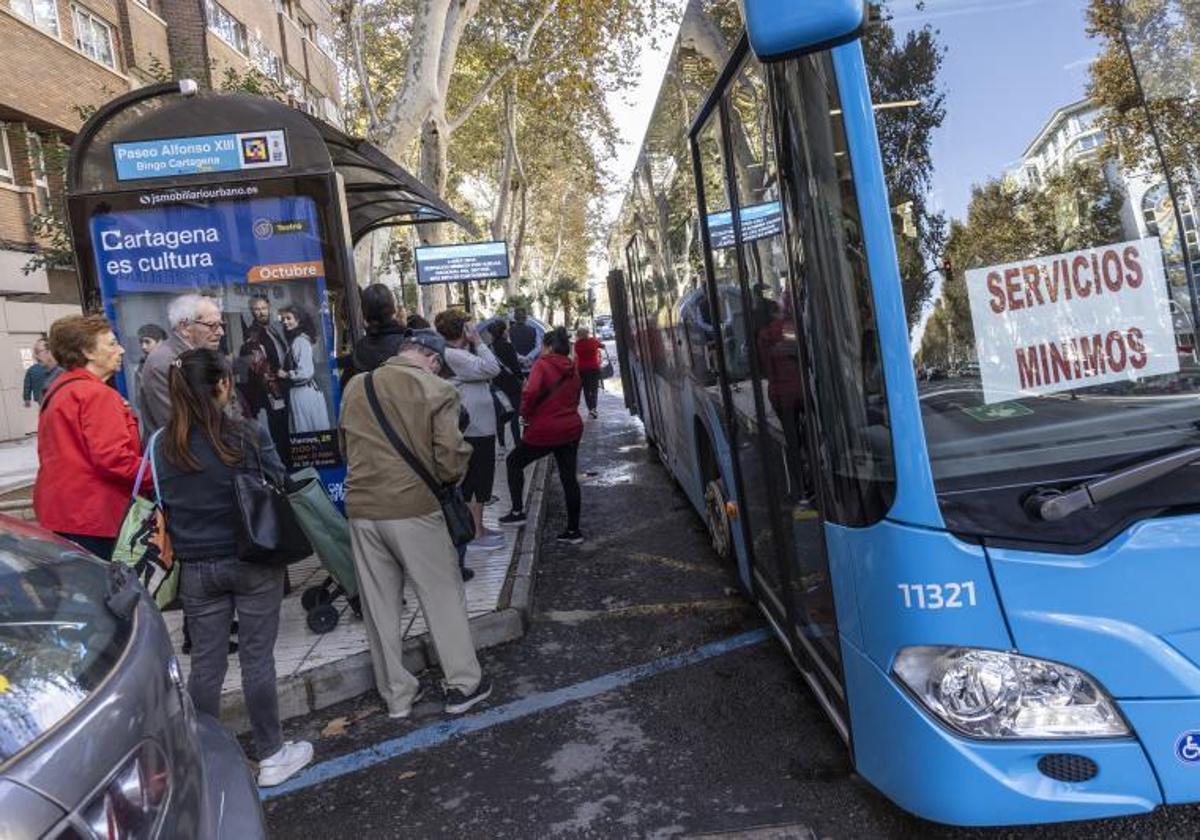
[893, 647, 1129, 739]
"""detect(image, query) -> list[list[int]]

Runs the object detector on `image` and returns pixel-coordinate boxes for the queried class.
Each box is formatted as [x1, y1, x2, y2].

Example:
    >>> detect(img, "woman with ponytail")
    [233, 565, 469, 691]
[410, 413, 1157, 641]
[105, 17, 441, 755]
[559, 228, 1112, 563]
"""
[155, 348, 313, 788]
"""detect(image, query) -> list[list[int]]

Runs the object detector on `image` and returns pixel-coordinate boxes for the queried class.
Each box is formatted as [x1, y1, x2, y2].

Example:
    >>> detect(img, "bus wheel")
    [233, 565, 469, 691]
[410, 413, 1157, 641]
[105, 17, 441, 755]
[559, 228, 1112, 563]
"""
[704, 478, 732, 564]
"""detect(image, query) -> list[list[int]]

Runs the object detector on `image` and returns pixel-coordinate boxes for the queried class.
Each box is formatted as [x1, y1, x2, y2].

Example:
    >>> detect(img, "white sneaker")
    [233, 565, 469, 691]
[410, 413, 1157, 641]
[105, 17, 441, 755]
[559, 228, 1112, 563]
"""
[469, 532, 505, 550]
[257, 741, 314, 787]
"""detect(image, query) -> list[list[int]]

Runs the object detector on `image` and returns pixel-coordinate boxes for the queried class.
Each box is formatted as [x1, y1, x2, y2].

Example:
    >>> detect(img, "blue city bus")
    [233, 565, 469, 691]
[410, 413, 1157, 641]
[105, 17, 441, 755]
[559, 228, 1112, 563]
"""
[607, 0, 1200, 826]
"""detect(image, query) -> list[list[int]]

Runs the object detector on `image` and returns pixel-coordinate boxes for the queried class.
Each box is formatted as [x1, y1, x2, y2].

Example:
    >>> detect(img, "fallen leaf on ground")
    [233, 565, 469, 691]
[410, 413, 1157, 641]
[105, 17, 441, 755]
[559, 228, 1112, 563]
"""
[321, 717, 349, 738]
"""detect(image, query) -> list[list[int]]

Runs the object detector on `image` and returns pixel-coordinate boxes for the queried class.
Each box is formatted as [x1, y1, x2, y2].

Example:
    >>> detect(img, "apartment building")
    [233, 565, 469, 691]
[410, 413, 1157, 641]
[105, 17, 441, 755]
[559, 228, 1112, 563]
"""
[0, 0, 340, 439]
[1011, 97, 1200, 352]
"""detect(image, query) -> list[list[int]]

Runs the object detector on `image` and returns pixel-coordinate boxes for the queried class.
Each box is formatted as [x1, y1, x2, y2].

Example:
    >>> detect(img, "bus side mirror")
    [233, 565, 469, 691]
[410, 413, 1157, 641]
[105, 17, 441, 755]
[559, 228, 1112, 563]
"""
[739, 0, 866, 60]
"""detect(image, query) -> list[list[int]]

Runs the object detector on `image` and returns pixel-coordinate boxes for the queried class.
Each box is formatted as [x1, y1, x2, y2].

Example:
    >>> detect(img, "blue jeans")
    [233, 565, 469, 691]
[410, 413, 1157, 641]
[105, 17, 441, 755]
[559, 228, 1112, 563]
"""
[180, 556, 285, 759]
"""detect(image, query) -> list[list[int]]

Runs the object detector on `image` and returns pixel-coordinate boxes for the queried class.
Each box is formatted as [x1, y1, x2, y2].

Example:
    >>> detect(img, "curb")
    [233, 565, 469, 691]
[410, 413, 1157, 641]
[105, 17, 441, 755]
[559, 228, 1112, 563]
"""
[219, 457, 552, 732]
[501, 455, 551, 626]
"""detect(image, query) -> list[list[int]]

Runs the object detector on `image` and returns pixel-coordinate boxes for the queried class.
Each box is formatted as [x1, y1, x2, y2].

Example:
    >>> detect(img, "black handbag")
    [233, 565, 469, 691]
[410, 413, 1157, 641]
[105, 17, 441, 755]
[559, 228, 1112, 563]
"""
[234, 440, 313, 565]
[364, 372, 477, 547]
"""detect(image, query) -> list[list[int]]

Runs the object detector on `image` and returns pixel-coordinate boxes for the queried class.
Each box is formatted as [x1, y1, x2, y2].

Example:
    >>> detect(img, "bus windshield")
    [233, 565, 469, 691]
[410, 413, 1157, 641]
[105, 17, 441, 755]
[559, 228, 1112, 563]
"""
[870, 0, 1200, 547]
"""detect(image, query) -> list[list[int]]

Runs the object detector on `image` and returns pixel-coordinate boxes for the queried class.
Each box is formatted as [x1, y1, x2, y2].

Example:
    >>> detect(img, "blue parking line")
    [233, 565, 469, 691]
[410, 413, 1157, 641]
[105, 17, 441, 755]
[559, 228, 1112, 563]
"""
[261, 627, 771, 802]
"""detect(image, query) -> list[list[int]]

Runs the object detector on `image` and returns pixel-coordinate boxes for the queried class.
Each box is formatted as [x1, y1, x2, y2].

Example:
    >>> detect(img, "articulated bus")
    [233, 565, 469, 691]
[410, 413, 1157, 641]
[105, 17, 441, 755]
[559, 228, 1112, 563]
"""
[608, 0, 1200, 826]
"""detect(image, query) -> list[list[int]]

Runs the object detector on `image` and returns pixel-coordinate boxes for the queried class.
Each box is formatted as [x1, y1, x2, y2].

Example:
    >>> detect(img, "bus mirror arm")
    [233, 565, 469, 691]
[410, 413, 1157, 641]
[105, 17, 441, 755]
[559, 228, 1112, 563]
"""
[1028, 445, 1200, 521]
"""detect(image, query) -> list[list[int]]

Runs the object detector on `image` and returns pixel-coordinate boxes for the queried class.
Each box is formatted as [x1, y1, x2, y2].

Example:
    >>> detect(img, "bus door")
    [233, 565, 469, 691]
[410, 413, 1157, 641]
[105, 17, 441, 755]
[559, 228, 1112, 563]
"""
[694, 107, 789, 615]
[625, 235, 667, 445]
[621, 241, 652, 423]
[725, 55, 842, 694]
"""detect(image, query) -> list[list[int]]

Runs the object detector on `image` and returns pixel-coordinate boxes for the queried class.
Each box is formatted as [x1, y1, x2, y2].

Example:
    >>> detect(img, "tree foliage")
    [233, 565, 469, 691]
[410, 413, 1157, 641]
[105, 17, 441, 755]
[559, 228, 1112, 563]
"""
[866, 3, 948, 331]
[343, 0, 655, 316]
[1086, 0, 1200, 183]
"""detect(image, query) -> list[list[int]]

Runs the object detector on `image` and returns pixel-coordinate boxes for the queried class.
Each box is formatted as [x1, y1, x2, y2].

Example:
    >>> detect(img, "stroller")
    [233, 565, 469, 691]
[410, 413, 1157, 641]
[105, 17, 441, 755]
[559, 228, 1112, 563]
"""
[287, 468, 362, 634]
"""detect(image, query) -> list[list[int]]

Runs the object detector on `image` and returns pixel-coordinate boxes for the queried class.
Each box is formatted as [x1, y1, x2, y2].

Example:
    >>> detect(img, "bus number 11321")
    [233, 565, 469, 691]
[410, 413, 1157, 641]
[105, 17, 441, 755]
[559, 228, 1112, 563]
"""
[898, 582, 977, 610]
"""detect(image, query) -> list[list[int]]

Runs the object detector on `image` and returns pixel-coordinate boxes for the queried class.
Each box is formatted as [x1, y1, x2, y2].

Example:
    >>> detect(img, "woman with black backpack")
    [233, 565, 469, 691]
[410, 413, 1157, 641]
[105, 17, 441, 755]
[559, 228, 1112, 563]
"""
[498, 327, 585, 544]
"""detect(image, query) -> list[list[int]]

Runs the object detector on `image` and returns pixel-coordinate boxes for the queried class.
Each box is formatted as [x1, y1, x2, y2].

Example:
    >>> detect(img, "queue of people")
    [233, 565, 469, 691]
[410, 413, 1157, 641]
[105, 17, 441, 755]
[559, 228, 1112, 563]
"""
[29, 289, 608, 790]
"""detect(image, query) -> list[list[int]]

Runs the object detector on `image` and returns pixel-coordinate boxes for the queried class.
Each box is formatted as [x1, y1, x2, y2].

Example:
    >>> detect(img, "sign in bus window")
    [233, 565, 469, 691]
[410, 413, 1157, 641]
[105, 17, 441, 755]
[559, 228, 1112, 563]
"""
[965, 237, 1179, 404]
[705, 201, 783, 249]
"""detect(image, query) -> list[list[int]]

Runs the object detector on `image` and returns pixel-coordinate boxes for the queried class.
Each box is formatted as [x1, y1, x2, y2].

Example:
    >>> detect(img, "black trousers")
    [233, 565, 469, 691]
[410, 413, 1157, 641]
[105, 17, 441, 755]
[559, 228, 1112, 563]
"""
[495, 398, 522, 448]
[506, 440, 581, 531]
[580, 370, 602, 412]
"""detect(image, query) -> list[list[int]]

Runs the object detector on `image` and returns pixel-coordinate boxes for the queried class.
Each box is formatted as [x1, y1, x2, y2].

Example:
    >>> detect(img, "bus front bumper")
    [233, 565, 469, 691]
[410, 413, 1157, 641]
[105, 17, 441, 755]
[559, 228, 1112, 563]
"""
[843, 639, 1162, 827]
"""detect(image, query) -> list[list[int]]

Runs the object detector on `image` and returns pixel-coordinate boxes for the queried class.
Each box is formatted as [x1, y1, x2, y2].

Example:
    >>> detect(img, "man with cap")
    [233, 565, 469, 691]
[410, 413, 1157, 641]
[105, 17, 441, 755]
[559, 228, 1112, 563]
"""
[338, 329, 493, 719]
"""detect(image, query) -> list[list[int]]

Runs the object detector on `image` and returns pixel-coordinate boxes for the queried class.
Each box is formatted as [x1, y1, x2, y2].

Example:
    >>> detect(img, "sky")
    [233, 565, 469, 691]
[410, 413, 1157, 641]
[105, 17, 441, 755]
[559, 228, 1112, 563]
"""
[586, 0, 687, 289]
[887, 0, 1101, 345]
[891, 0, 1099, 223]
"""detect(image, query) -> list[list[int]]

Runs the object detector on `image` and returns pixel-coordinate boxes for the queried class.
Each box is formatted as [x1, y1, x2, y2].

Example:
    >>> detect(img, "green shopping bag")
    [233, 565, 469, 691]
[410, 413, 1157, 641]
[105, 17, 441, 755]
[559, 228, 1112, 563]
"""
[112, 430, 179, 609]
[287, 468, 357, 599]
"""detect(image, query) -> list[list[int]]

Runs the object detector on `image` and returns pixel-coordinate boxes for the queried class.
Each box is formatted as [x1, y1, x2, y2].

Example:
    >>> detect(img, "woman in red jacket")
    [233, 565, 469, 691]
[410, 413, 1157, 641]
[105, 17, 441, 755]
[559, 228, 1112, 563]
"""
[34, 314, 142, 559]
[574, 326, 604, 419]
[499, 327, 585, 544]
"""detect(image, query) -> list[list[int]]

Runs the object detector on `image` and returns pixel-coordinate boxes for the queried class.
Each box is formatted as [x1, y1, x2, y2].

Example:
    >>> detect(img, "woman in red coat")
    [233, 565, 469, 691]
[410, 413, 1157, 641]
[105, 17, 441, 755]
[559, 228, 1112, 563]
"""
[34, 314, 142, 559]
[573, 326, 605, 419]
[499, 327, 585, 544]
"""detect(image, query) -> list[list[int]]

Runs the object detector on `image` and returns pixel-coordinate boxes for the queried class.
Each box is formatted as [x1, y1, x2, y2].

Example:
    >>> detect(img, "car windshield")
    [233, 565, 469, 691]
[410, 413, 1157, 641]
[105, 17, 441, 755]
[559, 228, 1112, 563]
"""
[870, 0, 1200, 536]
[0, 528, 131, 763]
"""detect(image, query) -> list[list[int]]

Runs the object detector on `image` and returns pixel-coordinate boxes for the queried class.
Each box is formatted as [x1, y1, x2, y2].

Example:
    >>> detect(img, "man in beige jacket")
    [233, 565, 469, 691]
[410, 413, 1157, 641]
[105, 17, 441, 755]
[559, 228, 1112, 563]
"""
[339, 329, 492, 718]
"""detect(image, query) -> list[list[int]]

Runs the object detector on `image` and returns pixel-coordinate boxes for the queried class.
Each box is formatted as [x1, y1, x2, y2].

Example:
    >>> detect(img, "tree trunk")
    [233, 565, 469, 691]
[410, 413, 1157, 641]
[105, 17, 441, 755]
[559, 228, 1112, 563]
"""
[492, 110, 515, 241]
[418, 112, 451, 316]
[544, 191, 567, 283]
[511, 180, 529, 290]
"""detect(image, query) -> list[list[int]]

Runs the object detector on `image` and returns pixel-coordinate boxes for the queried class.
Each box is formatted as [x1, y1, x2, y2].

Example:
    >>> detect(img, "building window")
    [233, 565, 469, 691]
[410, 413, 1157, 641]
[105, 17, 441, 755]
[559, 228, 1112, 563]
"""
[11, 0, 60, 35]
[317, 30, 335, 58]
[71, 5, 115, 68]
[205, 0, 247, 54]
[0, 125, 13, 185]
[27, 133, 50, 213]
[303, 90, 325, 117]
[284, 70, 305, 103]
[296, 11, 316, 40]
[250, 35, 282, 82]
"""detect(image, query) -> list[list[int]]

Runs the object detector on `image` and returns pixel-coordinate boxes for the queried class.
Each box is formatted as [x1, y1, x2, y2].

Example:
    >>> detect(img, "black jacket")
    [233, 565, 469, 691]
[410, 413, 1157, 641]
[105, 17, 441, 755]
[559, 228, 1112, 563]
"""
[491, 336, 524, 400]
[155, 423, 284, 559]
[347, 321, 407, 381]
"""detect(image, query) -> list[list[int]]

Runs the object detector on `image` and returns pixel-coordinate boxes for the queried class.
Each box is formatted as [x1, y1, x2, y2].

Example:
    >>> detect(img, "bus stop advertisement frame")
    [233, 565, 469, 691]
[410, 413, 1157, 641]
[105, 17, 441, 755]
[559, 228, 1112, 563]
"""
[66, 81, 470, 505]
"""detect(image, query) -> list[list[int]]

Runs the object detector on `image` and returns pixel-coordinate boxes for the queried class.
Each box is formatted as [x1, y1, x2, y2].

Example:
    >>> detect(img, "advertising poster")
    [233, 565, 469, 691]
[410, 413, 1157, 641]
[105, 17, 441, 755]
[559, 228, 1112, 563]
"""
[90, 194, 344, 481]
[965, 237, 1179, 404]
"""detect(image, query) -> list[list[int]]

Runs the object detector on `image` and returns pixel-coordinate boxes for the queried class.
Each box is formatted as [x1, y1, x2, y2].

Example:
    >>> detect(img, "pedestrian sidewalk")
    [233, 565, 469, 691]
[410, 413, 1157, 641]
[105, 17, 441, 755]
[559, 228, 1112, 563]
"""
[165, 454, 552, 734]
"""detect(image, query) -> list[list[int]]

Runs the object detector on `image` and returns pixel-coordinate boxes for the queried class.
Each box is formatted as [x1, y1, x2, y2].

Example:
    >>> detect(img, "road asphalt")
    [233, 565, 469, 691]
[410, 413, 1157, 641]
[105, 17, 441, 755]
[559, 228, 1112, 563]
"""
[262, 388, 1200, 838]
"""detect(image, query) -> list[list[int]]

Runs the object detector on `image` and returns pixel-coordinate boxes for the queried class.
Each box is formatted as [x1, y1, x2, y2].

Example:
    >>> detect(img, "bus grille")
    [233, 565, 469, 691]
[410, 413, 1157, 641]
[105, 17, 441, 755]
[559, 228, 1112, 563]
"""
[1037, 754, 1099, 783]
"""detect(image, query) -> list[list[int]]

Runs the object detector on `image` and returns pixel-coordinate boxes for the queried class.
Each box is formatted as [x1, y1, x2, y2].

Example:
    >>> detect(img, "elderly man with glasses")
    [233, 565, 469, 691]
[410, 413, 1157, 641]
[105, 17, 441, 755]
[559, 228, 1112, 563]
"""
[139, 293, 225, 436]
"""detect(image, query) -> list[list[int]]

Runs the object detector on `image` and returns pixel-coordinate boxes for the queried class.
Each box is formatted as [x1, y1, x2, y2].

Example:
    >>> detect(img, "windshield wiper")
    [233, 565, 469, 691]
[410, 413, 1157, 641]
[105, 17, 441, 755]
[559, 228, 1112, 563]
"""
[1026, 445, 1200, 522]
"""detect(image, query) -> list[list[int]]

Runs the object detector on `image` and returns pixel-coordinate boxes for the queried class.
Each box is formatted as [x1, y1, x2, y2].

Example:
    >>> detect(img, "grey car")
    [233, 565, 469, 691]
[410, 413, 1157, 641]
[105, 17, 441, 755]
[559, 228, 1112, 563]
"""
[0, 518, 265, 839]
